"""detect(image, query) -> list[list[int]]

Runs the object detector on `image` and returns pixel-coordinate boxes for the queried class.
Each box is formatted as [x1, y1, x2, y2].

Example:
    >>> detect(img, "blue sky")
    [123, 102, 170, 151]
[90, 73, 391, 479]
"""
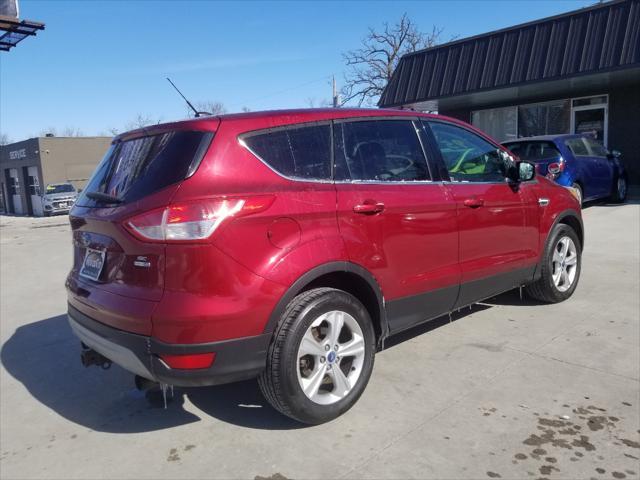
[1, 0, 592, 141]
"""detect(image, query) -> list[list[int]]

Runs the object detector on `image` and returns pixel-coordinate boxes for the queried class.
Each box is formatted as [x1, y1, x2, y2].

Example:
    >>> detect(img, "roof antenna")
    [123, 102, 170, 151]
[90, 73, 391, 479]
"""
[166, 77, 211, 117]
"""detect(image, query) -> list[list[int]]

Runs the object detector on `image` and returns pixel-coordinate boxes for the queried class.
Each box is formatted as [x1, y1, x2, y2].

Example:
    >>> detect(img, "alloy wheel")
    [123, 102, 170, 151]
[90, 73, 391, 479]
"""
[552, 236, 578, 292]
[296, 310, 365, 405]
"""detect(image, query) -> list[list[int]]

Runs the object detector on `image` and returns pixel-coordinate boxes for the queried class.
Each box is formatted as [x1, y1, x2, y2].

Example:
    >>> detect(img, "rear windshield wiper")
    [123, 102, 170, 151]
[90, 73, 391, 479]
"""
[85, 191, 123, 204]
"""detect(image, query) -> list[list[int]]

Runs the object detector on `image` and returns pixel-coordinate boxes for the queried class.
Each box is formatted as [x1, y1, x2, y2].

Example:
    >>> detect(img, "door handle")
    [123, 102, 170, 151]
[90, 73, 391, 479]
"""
[463, 197, 484, 208]
[353, 202, 385, 214]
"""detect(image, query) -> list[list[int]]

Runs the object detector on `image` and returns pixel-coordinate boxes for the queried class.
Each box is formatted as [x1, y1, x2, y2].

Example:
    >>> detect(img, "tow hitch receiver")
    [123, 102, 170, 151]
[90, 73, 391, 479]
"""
[80, 347, 112, 370]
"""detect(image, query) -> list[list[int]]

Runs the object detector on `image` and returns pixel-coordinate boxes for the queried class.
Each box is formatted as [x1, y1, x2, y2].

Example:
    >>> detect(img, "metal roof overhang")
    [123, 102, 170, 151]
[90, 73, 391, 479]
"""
[380, 0, 640, 110]
[413, 65, 640, 112]
[0, 14, 44, 51]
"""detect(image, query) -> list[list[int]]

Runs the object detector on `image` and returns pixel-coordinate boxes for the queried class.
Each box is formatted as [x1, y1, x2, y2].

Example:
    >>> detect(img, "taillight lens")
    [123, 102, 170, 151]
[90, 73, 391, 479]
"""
[547, 158, 565, 179]
[159, 352, 216, 369]
[125, 196, 273, 243]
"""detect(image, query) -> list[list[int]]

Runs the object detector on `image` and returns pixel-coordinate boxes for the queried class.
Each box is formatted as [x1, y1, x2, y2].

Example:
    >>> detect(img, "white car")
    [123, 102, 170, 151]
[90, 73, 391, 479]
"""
[42, 183, 77, 216]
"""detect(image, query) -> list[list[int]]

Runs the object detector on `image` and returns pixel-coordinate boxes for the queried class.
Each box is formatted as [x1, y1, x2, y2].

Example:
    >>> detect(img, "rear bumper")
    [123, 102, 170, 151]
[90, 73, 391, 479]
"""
[67, 304, 270, 387]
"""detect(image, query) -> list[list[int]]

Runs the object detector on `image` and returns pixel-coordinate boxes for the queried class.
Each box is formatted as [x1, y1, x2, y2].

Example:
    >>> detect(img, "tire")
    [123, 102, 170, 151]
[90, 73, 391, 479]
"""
[525, 224, 582, 303]
[611, 175, 627, 203]
[258, 287, 376, 424]
[571, 183, 583, 206]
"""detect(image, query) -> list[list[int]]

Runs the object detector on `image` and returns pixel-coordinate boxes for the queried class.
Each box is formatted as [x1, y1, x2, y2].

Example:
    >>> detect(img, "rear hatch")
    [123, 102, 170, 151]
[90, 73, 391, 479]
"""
[503, 140, 562, 176]
[67, 125, 216, 334]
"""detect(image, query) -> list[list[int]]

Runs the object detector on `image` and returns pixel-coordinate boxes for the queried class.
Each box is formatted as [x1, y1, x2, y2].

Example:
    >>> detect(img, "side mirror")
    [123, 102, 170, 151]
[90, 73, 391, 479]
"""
[607, 150, 621, 160]
[518, 162, 536, 182]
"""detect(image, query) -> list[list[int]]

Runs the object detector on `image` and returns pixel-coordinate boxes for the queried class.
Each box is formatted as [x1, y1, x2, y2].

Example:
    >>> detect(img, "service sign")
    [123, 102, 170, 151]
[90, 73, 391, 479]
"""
[9, 149, 26, 160]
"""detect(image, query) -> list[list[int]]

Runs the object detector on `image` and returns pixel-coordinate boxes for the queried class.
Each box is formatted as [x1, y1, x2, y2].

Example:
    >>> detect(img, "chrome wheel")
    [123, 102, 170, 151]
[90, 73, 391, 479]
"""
[552, 236, 578, 292]
[617, 177, 627, 200]
[296, 310, 365, 405]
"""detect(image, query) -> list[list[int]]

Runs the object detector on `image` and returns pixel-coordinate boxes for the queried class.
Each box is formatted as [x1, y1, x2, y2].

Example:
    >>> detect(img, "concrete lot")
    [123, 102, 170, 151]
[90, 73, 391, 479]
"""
[1, 202, 639, 480]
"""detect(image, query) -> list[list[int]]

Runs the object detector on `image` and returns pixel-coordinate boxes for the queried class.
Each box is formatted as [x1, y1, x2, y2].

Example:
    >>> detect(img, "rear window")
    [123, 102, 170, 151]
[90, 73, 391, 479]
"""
[77, 131, 213, 206]
[241, 124, 331, 180]
[504, 141, 561, 161]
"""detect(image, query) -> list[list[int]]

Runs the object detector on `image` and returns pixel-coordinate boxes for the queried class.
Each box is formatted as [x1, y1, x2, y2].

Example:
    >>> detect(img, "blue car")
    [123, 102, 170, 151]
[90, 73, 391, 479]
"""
[503, 134, 627, 205]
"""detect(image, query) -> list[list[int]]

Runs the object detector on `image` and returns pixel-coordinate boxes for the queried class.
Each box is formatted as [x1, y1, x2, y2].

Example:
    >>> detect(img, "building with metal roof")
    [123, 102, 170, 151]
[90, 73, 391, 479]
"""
[379, 0, 640, 184]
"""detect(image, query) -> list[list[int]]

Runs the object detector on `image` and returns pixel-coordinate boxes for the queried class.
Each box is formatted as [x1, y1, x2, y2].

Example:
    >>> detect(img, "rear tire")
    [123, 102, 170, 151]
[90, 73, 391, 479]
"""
[258, 287, 376, 424]
[525, 224, 581, 303]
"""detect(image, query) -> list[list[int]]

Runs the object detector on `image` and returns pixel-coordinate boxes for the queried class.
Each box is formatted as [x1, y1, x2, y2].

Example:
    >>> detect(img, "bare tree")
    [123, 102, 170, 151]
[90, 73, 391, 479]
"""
[192, 101, 226, 117]
[125, 114, 163, 131]
[0, 133, 10, 145]
[241, 106, 251, 113]
[341, 14, 444, 106]
[62, 126, 84, 137]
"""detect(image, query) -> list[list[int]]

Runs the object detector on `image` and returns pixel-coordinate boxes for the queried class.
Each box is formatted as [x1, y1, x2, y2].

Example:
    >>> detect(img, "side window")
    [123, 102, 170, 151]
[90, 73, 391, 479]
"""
[334, 120, 430, 182]
[428, 122, 507, 182]
[242, 124, 331, 180]
[583, 137, 608, 157]
[565, 138, 590, 157]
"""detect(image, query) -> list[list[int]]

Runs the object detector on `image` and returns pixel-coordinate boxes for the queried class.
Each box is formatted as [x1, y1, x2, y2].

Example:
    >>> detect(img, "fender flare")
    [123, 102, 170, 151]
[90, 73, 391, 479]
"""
[550, 208, 584, 248]
[263, 261, 388, 345]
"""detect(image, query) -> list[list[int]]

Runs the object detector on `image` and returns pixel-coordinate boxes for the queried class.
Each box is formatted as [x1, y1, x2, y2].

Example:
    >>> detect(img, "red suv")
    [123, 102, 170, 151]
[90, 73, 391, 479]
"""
[67, 109, 583, 424]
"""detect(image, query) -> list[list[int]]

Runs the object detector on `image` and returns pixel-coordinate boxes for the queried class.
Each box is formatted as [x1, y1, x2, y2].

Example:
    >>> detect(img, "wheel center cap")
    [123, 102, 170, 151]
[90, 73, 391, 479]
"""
[327, 351, 336, 364]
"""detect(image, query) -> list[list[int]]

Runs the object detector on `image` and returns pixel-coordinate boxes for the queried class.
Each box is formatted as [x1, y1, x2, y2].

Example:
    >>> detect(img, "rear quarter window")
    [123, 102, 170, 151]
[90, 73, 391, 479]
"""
[241, 124, 331, 180]
[565, 138, 590, 157]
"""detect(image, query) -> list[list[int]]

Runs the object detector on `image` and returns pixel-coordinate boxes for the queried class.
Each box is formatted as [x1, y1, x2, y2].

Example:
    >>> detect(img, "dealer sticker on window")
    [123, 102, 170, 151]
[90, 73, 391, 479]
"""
[80, 248, 106, 281]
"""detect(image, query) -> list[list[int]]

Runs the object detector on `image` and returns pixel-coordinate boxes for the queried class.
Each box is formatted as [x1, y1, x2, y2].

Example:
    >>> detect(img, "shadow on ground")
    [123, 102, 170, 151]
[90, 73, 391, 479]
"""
[1, 314, 301, 433]
[2, 288, 537, 433]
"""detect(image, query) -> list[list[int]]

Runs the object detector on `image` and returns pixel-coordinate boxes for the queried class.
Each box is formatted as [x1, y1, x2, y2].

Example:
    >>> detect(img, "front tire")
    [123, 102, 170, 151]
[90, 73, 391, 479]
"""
[258, 288, 376, 424]
[571, 183, 583, 206]
[525, 224, 581, 303]
[611, 175, 627, 203]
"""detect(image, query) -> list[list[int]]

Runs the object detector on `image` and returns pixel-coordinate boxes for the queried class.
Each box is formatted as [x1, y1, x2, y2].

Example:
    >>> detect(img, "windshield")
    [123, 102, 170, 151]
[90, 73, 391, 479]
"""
[77, 130, 213, 207]
[45, 184, 75, 194]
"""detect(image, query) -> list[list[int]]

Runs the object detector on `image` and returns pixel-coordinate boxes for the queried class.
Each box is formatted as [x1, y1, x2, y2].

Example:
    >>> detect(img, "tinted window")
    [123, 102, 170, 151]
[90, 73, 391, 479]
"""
[504, 141, 561, 162]
[565, 138, 589, 157]
[429, 122, 507, 182]
[46, 184, 75, 194]
[78, 131, 212, 206]
[243, 124, 331, 180]
[334, 120, 430, 181]
[583, 137, 608, 157]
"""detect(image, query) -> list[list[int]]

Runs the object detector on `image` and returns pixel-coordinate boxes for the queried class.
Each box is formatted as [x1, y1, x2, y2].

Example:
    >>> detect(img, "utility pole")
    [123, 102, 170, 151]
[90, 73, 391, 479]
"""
[332, 75, 340, 108]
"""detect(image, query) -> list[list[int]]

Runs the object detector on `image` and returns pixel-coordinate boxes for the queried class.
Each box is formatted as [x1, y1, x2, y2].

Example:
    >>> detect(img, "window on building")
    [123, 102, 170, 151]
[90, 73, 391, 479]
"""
[333, 120, 430, 182]
[429, 121, 507, 183]
[243, 124, 331, 180]
[471, 106, 518, 142]
[9, 177, 20, 195]
[517, 100, 570, 138]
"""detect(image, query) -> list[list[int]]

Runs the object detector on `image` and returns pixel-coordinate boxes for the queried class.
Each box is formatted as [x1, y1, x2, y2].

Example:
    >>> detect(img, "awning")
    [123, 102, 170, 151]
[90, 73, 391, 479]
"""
[0, 14, 44, 52]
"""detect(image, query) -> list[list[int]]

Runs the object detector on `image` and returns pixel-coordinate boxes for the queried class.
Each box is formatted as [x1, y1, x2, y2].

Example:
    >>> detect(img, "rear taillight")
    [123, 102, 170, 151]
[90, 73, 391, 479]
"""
[125, 196, 274, 243]
[547, 158, 565, 179]
[159, 352, 216, 369]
